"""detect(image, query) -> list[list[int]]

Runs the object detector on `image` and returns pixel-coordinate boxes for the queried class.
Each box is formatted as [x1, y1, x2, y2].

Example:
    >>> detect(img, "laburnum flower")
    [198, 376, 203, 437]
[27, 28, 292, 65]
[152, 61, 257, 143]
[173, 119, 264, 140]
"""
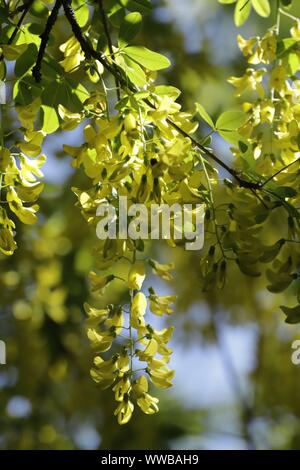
[136, 338, 158, 362]
[117, 350, 130, 375]
[105, 305, 124, 335]
[87, 328, 114, 353]
[89, 272, 115, 295]
[84, 302, 110, 327]
[260, 100, 276, 124]
[237, 32, 276, 65]
[270, 65, 287, 93]
[137, 393, 159, 415]
[237, 34, 257, 57]
[90, 355, 119, 389]
[149, 259, 175, 281]
[149, 289, 176, 316]
[16, 98, 41, 131]
[59, 36, 85, 73]
[0, 224, 16, 256]
[228, 68, 266, 97]
[132, 376, 159, 415]
[291, 21, 300, 40]
[130, 292, 147, 328]
[128, 261, 146, 290]
[112, 377, 131, 402]
[147, 326, 174, 357]
[275, 120, 300, 161]
[147, 359, 175, 389]
[114, 395, 134, 425]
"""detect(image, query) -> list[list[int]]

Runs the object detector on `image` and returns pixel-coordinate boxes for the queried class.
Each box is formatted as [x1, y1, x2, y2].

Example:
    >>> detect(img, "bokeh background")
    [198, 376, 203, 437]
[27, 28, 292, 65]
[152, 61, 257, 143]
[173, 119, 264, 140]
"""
[1, 0, 300, 450]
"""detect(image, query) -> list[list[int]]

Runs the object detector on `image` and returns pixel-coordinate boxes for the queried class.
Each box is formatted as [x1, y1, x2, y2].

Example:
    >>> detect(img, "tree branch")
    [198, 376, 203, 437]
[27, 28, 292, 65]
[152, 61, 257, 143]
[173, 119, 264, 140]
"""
[32, 0, 63, 82]
[261, 158, 300, 187]
[0, 0, 34, 62]
[97, 0, 121, 101]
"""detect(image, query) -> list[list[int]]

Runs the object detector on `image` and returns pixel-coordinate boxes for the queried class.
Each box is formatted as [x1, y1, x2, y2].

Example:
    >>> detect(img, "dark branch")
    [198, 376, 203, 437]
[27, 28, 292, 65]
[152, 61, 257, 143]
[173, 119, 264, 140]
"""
[97, 0, 121, 100]
[62, 0, 118, 76]
[32, 0, 63, 82]
[262, 158, 300, 187]
[0, 0, 34, 62]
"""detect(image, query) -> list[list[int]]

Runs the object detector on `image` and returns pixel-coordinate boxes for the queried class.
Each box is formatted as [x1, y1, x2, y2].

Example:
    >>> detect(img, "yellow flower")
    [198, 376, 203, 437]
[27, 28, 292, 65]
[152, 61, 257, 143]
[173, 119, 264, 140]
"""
[84, 303, 109, 327]
[59, 36, 84, 73]
[270, 65, 287, 93]
[87, 328, 114, 353]
[0, 226, 17, 256]
[228, 68, 266, 97]
[147, 362, 175, 389]
[131, 292, 147, 329]
[112, 377, 131, 402]
[291, 21, 300, 40]
[89, 272, 115, 294]
[114, 397, 134, 425]
[105, 305, 124, 335]
[132, 374, 149, 396]
[90, 355, 118, 388]
[137, 393, 159, 415]
[116, 351, 130, 375]
[237, 34, 257, 57]
[136, 338, 158, 361]
[149, 259, 175, 281]
[128, 261, 146, 290]
[149, 291, 176, 316]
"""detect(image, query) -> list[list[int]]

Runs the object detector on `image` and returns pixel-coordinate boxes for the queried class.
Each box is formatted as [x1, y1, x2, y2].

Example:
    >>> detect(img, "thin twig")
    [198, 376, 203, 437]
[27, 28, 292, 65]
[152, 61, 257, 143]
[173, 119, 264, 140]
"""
[97, 0, 121, 101]
[32, 0, 63, 82]
[0, 0, 34, 62]
[262, 158, 300, 187]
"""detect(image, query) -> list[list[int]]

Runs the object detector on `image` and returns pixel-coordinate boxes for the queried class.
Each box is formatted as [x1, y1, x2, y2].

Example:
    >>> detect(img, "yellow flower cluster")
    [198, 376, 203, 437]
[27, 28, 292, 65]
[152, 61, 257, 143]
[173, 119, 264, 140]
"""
[229, 24, 300, 167]
[0, 99, 46, 255]
[86, 260, 176, 424]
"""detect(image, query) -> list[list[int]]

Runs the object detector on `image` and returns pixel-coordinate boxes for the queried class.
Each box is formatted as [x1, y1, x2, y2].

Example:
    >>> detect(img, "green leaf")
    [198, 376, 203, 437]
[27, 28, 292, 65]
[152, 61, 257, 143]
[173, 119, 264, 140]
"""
[120, 0, 152, 13]
[195, 103, 215, 128]
[124, 46, 171, 70]
[216, 110, 246, 131]
[251, 0, 271, 17]
[281, 305, 300, 324]
[119, 12, 142, 48]
[288, 52, 300, 75]
[41, 105, 59, 134]
[275, 186, 297, 198]
[259, 239, 285, 263]
[267, 271, 293, 293]
[30, 2, 49, 17]
[280, 0, 293, 6]
[234, 0, 251, 26]
[219, 0, 237, 3]
[0, 61, 6, 81]
[154, 85, 181, 100]
[13, 76, 42, 105]
[277, 38, 298, 58]
[15, 44, 38, 77]
[238, 140, 248, 153]
[236, 259, 261, 277]
[121, 55, 147, 86]
[74, 3, 89, 27]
